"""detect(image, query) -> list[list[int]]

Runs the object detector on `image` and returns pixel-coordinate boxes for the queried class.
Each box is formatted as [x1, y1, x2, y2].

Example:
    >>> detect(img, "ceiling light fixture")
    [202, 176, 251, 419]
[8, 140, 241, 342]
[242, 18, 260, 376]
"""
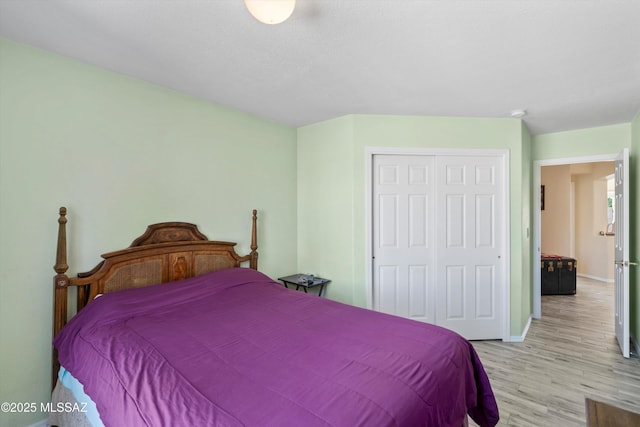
[244, 0, 295, 24]
[510, 109, 527, 118]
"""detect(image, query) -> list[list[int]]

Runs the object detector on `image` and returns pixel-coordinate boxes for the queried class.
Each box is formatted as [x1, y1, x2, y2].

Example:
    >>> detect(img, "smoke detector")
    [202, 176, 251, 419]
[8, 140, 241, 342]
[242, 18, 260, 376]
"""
[510, 109, 527, 118]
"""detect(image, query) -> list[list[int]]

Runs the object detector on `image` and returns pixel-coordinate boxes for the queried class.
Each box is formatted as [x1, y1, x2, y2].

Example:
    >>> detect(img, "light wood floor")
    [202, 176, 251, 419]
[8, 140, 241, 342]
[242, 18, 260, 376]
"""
[469, 277, 640, 426]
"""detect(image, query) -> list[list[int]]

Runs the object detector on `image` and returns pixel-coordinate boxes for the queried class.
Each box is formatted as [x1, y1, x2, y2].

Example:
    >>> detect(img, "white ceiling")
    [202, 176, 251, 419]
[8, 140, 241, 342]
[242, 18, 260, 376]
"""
[1, 0, 639, 135]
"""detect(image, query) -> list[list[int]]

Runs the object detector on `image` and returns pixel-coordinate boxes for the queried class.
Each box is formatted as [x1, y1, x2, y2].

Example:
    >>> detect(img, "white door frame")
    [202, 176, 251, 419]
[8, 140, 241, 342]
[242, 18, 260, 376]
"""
[533, 152, 618, 319]
[365, 147, 511, 341]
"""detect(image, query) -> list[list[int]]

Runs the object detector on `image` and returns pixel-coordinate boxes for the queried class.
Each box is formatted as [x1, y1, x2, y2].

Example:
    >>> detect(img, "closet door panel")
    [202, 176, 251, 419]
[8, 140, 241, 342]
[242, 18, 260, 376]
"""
[373, 155, 436, 323]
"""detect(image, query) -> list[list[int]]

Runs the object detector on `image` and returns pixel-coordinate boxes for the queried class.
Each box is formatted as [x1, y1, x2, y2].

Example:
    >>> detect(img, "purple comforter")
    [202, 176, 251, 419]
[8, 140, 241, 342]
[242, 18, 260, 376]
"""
[54, 268, 499, 427]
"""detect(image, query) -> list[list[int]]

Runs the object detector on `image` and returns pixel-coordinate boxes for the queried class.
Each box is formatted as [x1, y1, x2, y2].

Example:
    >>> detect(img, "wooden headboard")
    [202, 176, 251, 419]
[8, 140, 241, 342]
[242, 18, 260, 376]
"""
[51, 207, 258, 388]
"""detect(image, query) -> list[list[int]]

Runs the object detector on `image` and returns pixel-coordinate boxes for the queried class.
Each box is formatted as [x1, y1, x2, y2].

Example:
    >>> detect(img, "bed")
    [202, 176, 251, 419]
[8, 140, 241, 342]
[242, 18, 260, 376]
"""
[49, 207, 499, 427]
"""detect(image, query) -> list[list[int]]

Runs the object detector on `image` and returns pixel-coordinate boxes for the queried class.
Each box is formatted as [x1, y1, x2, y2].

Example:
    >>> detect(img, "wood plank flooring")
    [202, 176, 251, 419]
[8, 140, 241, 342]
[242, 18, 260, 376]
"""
[469, 277, 640, 426]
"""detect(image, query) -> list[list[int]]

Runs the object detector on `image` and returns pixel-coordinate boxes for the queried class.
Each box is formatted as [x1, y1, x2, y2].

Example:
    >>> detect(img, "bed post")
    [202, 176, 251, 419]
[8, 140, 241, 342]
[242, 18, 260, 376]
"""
[52, 207, 70, 390]
[250, 209, 258, 270]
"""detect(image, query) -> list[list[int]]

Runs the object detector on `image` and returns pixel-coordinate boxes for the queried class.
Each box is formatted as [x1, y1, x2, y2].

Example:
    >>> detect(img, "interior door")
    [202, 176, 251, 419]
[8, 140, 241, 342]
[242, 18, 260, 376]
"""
[435, 155, 504, 339]
[373, 155, 436, 323]
[614, 148, 630, 357]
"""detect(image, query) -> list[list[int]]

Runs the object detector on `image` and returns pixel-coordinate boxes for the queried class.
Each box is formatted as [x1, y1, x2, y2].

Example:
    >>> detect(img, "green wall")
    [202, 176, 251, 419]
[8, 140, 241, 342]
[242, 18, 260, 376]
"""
[532, 123, 631, 160]
[296, 116, 356, 304]
[521, 123, 534, 331]
[297, 114, 533, 337]
[0, 38, 297, 427]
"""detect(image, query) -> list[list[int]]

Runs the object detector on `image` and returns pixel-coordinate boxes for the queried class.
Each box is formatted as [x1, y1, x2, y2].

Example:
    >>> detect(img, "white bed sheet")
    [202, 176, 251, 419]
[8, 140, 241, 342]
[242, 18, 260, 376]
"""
[51, 366, 104, 427]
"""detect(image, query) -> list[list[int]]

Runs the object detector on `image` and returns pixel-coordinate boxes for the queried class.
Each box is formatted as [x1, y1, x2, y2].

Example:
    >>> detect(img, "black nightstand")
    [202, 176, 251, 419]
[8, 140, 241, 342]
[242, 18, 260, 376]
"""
[278, 274, 331, 297]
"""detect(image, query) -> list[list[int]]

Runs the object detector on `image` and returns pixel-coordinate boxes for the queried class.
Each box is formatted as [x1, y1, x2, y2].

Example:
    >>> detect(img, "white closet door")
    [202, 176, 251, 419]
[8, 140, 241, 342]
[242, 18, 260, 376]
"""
[372, 155, 436, 323]
[434, 155, 504, 339]
[372, 153, 506, 340]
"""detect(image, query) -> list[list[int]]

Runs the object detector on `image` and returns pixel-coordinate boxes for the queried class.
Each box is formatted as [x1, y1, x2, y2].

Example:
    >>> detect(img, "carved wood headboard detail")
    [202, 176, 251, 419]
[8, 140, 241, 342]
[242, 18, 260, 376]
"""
[129, 222, 208, 247]
[51, 207, 258, 389]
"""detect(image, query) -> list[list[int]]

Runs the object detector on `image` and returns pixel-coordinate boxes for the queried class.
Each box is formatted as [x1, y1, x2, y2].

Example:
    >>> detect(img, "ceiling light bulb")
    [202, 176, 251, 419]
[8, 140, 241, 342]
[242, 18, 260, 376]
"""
[244, 0, 295, 24]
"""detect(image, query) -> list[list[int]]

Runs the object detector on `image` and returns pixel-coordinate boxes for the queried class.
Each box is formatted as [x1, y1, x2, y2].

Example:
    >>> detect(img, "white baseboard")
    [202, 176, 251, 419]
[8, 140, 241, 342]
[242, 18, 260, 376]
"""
[27, 419, 47, 427]
[577, 273, 614, 283]
[509, 315, 532, 342]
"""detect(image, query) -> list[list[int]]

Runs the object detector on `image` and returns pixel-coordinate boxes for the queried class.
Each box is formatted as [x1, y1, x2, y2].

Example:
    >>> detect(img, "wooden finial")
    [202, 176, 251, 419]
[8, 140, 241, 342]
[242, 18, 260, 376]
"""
[250, 209, 259, 270]
[54, 207, 69, 275]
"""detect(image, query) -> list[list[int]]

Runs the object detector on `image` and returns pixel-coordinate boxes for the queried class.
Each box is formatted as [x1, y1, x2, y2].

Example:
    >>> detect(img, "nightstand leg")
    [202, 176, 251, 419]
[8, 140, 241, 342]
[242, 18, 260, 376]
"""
[318, 284, 325, 297]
